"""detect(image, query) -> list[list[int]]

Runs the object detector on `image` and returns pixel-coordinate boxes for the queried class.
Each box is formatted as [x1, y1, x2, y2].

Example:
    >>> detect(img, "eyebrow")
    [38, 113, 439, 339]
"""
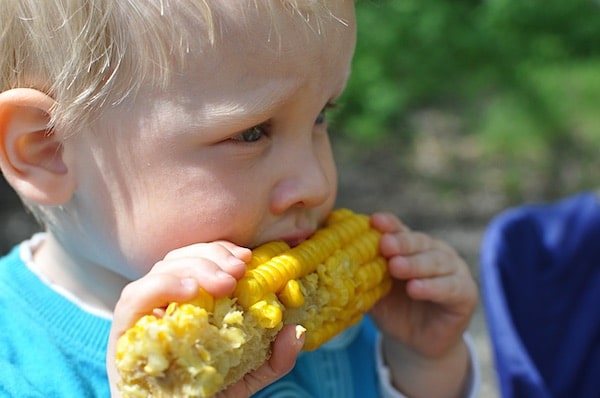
[182, 78, 300, 132]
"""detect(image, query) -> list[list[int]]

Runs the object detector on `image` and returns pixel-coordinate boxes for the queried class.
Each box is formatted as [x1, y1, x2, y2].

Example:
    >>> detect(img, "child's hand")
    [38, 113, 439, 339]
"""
[106, 241, 303, 398]
[214, 324, 304, 397]
[369, 212, 478, 396]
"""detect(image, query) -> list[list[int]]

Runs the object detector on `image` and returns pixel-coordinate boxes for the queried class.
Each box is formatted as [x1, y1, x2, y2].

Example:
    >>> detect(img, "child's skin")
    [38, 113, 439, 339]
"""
[0, 1, 477, 397]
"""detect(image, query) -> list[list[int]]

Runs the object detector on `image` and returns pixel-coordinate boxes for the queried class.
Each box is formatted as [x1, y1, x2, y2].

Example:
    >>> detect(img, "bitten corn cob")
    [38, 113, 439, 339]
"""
[116, 209, 391, 398]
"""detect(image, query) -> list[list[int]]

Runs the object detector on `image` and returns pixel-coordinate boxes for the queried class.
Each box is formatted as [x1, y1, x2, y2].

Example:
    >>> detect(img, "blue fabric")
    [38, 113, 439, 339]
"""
[0, 241, 381, 397]
[0, 245, 111, 397]
[255, 317, 380, 398]
[480, 192, 600, 398]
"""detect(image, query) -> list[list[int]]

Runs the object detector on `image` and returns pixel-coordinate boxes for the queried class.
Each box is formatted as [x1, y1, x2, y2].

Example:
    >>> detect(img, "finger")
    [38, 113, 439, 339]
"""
[381, 229, 455, 258]
[217, 324, 304, 397]
[382, 230, 433, 256]
[268, 324, 305, 373]
[370, 212, 410, 234]
[107, 274, 197, 398]
[165, 241, 252, 261]
[114, 274, 198, 331]
[214, 241, 253, 262]
[152, 256, 240, 297]
[405, 272, 477, 308]
[388, 249, 458, 280]
[163, 242, 250, 279]
[108, 275, 201, 385]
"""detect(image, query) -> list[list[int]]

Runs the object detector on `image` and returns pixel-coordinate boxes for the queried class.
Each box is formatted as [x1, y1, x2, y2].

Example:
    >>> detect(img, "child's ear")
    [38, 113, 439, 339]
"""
[0, 88, 76, 205]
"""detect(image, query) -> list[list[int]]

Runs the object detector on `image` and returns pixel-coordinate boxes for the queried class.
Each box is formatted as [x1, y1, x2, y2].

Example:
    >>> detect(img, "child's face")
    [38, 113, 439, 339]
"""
[59, 2, 356, 279]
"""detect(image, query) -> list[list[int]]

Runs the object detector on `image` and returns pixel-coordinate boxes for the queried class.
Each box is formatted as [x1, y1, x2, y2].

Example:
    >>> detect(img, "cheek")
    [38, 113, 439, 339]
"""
[320, 136, 339, 200]
[113, 179, 263, 277]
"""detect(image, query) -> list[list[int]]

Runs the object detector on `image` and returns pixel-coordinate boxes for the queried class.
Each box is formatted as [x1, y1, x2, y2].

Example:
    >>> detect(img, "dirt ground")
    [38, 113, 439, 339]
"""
[0, 133, 502, 396]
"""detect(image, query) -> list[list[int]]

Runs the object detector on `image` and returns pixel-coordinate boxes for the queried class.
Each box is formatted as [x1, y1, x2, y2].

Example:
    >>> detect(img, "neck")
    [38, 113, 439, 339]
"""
[31, 232, 128, 315]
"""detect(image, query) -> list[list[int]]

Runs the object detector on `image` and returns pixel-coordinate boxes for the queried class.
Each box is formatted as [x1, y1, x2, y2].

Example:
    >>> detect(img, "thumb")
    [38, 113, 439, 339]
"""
[218, 324, 305, 397]
[268, 324, 306, 375]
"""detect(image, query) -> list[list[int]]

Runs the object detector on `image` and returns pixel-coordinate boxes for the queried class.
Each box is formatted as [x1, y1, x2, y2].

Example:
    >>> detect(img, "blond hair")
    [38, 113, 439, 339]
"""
[0, 0, 338, 134]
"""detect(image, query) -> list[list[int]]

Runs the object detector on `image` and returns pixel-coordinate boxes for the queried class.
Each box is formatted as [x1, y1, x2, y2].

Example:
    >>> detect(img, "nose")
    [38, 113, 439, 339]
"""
[270, 145, 335, 214]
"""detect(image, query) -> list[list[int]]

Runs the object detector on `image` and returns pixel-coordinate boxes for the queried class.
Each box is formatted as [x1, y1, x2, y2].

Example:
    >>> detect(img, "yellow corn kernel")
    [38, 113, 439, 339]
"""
[184, 287, 215, 312]
[116, 208, 391, 398]
[355, 257, 388, 291]
[303, 313, 363, 351]
[247, 241, 289, 270]
[248, 292, 283, 329]
[278, 279, 305, 308]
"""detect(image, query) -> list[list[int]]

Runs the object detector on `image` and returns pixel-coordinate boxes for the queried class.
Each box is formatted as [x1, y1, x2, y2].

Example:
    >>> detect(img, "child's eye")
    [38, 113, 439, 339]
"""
[315, 102, 337, 125]
[231, 125, 265, 143]
[315, 109, 326, 125]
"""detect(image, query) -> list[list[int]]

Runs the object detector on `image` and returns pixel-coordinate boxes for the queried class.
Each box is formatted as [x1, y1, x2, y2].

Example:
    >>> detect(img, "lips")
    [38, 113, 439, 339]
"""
[263, 213, 326, 248]
[279, 230, 315, 247]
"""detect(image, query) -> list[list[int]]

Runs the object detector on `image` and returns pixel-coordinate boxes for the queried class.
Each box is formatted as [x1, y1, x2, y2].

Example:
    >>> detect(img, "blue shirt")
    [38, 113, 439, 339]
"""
[0, 244, 111, 397]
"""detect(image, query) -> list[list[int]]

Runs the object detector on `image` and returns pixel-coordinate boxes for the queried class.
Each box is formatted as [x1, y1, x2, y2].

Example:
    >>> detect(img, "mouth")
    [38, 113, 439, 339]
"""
[280, 230, 315, 248]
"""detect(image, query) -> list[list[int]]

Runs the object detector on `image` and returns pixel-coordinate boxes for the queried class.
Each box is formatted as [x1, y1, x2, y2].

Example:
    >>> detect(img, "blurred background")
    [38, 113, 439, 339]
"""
[2, 0, 600, 396]
[333, 1, 600, 395]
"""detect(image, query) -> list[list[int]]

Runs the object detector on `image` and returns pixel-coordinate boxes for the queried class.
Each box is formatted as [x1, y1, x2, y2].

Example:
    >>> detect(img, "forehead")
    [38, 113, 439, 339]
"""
[95, 1, 356, 134]
[176, 1, 356, 72]
[156, 2, 353, 110]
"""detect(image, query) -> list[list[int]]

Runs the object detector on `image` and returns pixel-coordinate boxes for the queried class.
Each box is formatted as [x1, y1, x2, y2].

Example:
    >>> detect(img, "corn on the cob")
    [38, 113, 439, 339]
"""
[116, 209, 391, 398]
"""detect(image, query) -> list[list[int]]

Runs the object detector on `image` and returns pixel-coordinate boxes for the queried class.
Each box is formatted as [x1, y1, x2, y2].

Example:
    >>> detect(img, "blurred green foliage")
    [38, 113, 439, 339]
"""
[331, 0, 600, 201]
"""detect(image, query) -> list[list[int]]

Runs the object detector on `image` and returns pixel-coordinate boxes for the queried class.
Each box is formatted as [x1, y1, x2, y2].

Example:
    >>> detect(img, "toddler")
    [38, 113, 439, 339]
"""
[0, 1, 479, 397]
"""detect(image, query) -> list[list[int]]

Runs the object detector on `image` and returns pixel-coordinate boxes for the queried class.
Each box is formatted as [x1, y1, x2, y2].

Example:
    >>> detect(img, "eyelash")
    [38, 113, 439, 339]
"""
[231, 101, 338, 143]
[316, 101, 337, 125]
